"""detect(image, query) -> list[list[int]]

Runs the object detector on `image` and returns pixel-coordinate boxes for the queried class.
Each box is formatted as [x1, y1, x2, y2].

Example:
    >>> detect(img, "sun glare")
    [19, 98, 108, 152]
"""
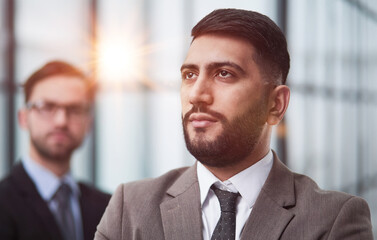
[88, 20, 171, 90]
[96, 38, 144, 84]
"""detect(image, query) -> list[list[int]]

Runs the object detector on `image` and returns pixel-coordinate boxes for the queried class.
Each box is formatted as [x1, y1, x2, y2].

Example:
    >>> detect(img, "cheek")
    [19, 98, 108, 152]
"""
[28, 116, 48, 132]
[224, 96, 255, 120]
[70, 123, 89, 138]
[217, 91, 245, 110]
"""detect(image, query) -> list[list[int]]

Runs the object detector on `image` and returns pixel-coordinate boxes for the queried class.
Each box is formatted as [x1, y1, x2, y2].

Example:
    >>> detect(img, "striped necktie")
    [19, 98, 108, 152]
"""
[52, 183, 76, 240]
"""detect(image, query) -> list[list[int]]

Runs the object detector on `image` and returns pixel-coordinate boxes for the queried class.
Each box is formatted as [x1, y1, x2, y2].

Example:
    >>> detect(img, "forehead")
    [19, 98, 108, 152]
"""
[29, 75, 89, 103]
[184, 34, 256, 68]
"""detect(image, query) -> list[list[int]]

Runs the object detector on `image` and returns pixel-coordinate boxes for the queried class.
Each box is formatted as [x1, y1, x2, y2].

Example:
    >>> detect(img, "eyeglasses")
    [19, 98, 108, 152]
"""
[25, 100, 92, 122]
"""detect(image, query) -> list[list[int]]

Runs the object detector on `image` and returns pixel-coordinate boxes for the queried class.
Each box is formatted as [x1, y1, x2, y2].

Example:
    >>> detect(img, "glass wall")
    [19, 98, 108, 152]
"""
[286, 0, 377, 235]
[0, 0, 278, 190]
[0, 0, 376, 234]
[0, 0, 6, 178]
[13, 0, 93, 182]
[93, 0, 278, 191]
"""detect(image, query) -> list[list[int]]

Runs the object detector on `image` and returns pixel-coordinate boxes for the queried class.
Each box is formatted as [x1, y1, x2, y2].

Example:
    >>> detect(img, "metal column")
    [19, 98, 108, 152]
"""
[276, 0, 288, 165]
[5, 0, 16, 171]
[89, 0, 98, 184]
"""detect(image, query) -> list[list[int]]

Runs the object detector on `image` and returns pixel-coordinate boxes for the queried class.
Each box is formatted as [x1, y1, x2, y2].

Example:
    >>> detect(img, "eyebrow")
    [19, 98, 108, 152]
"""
[180, 61, 247, 76]
[180, 64, 198, 72]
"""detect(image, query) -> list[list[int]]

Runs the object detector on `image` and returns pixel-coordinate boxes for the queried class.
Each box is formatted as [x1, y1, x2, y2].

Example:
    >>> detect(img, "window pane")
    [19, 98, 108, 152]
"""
[14, 0, 93, 182]
[287, 0, 377, 234]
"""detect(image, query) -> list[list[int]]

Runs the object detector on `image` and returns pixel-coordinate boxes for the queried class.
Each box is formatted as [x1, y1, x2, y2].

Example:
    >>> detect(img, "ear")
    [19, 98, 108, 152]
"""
[266, 85, 290, 125]
[18, 109, 29, 130]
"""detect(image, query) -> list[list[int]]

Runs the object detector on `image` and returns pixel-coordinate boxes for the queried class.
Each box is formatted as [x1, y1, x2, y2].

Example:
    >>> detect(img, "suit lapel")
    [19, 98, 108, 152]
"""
[240, 191, 294, 239]
[160, 165, 203, 240]
[79, 184, 92, 240]
[241, 153, 296, 240]
[79, 183, 105, 240]
[11, 164, 63, 240]
[159, 153, 296, 240]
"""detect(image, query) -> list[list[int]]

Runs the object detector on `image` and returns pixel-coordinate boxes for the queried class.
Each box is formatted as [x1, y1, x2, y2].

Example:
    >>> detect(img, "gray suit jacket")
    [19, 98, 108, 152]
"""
[95, 154, 373, 239]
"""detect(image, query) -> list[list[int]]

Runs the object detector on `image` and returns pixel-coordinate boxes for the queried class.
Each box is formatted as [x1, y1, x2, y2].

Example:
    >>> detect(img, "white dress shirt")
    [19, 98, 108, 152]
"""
[197, 150, 273, 240]
[22, 156, 84, 240]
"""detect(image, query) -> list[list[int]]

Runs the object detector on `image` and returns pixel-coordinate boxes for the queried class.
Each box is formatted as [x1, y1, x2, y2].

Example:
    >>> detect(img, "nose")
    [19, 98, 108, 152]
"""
[53, 107, 69, 126]
[188, 76, 213, 107]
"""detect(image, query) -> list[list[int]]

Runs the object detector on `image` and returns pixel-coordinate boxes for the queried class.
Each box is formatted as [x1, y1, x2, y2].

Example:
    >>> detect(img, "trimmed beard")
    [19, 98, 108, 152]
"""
[182, 99, 267, 168]
[30, 130, 79, 163]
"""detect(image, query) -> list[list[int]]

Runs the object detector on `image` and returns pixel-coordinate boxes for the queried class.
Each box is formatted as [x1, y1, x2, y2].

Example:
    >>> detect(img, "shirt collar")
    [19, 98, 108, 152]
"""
[22, 156, 80, 201]
[197, 150, 273, 209]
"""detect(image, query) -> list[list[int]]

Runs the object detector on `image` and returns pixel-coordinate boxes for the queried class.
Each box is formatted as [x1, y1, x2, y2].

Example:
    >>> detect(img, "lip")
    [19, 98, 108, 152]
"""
[189, 113, 217, 121]
[48, 131, 70, 140]
[188, 113, 217, 128]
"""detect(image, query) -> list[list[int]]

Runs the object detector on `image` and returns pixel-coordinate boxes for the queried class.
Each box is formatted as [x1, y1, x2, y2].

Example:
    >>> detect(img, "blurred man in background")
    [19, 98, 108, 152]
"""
[0, 61, 110, 240]
[95, 8, 373, 240]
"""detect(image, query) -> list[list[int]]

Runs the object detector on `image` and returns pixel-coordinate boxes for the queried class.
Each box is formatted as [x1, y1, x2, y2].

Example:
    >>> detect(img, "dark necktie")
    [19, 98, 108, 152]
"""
[52, 183, 76, 240]
[211, 186, 239, 240]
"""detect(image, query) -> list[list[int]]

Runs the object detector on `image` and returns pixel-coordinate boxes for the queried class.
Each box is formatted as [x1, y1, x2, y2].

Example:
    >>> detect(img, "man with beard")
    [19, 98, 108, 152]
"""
[0, 61, 111, 240]
[95, 9, 373, 240]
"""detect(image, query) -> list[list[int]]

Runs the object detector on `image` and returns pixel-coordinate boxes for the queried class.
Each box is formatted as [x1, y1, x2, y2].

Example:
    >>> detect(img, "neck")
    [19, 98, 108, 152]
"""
[204, 144, 270, 182]
[29, 145, 71, 178]
[202, 124, 273, 181]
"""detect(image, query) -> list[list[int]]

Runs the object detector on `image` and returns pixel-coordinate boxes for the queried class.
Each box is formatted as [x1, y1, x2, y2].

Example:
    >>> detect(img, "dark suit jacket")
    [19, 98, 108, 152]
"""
[95, 153, 373, 240]
[0, 163, 111, 240]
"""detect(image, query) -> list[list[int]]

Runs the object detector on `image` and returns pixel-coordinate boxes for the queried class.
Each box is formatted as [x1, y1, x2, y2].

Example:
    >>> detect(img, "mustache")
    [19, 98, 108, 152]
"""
[182, 105, 226, 124]
[47, 129, 72, 138]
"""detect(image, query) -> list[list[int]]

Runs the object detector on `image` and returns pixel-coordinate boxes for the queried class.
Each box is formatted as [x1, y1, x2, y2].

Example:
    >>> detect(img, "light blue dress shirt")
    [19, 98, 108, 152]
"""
[22, 156, 84, 240]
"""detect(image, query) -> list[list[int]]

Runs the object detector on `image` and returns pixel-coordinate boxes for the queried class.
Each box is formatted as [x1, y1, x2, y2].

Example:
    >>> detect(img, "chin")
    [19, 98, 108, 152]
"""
[190, 135, 217, 145]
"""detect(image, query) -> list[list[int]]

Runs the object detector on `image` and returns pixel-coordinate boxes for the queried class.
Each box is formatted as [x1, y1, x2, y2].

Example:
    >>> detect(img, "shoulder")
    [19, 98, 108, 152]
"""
[0, 165, 35, 239]
[292, 172, 358, 206]
[0, 164, 26, 202]
[267, 157, 374, 239]
[0, 172, 14, 203]
[115, 166, 191, 204]
[95, 166, 192, 239]
[109, 166, 192, 213]
[270, 154, 355, 206]
[124, 166, 190, 192]
[290, 172, 372, 238]
[0, 171, 13, 191]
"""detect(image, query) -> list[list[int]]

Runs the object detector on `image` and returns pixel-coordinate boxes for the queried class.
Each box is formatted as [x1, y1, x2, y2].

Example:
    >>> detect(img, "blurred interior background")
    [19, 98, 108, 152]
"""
[1, 0, 376, 236]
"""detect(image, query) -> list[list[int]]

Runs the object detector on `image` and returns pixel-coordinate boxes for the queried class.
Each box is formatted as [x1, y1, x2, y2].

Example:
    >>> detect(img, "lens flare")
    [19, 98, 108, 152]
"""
[96, 38, 143, 83]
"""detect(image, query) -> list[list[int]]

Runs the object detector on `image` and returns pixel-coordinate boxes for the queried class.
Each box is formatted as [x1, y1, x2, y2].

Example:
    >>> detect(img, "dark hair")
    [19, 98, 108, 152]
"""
[192, 8, 290, 85]
[23, 60, 96, 102]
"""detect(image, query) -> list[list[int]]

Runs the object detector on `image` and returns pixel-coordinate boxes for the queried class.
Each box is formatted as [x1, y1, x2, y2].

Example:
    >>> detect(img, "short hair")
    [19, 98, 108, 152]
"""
[23, 60, 96, 103]
[192, 8, 290, 85]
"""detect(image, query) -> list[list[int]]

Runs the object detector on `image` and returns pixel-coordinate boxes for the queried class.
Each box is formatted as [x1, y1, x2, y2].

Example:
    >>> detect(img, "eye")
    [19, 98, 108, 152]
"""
[216, 70, 233, 79]
[40, 102, 57, 112]
[67, 106, 83, 115]
[182, 71, 197, 80]
[67, 105, 90, 115]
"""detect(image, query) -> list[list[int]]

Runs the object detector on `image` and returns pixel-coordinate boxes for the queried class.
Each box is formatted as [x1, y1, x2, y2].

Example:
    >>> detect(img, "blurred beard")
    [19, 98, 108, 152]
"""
[182, 100, 267, 168]
[30, 129, 80, 163]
